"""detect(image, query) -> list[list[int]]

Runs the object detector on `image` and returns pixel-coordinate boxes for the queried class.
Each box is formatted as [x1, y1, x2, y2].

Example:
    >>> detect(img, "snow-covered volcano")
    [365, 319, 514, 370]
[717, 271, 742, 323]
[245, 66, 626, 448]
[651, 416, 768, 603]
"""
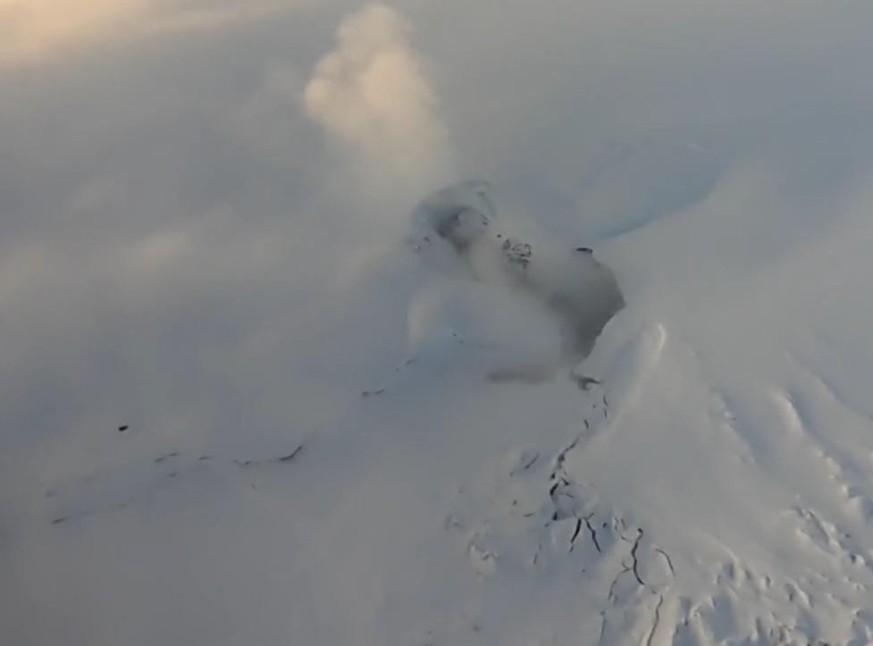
[14, 177, 873, 646]
[5, 3, 873, 646]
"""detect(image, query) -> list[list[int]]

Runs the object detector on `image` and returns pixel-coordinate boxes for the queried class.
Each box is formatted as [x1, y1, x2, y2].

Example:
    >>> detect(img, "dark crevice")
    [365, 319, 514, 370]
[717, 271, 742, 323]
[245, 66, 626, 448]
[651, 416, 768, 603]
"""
[617, 524, 645, 585]
[278, 445, 305, 463]
[234, 442, 307, 468]
[644, 595, 665, 646]
[608, 565, 632, 603]
[584, 515, 602, 553]
[550, 434, 582, 480]
[630, 529, 646, 585]
[569, 518, 583, 551]
[655, 548, 675, 577]
[510, 452, 539, 477]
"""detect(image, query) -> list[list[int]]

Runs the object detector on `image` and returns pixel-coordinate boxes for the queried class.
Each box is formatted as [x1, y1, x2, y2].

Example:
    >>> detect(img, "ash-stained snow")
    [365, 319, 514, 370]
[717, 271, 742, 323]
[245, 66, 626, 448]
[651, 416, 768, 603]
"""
[407, 181, 624, 381]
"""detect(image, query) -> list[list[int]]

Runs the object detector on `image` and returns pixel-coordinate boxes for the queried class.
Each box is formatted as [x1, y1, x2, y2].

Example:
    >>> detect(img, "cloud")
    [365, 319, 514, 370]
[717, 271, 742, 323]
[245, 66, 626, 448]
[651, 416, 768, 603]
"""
[303, 3, 453, 196]
[0, 0, 142, 64]
[144, 1, 309, 37]
[0, 0, 302, 65]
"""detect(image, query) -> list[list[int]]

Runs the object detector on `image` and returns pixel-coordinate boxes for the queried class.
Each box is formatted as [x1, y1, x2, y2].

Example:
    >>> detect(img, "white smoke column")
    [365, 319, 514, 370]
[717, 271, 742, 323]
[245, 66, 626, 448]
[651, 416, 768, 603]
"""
[303, 3, 453, 198]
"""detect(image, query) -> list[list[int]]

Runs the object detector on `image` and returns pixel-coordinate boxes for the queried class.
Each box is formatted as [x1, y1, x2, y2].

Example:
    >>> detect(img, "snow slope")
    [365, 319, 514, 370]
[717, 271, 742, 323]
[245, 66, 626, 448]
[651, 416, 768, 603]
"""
[8, 173, 873, 646]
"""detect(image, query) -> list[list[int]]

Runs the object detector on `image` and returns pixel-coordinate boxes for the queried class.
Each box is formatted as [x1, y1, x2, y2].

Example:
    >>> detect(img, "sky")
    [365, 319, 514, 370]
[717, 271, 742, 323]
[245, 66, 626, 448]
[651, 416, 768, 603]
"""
[4, 1, 873, 642]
